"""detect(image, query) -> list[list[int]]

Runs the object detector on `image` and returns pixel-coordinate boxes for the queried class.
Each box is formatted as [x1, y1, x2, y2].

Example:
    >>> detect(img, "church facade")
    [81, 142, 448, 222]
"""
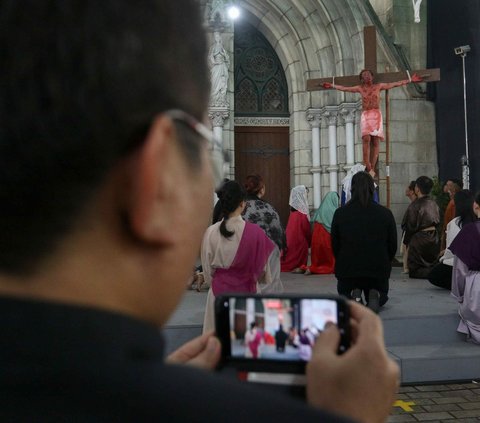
[202, 0, 437, 224]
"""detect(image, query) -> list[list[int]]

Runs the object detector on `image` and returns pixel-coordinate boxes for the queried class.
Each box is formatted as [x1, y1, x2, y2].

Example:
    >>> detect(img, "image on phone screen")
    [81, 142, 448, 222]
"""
[226, 297, 338, 362]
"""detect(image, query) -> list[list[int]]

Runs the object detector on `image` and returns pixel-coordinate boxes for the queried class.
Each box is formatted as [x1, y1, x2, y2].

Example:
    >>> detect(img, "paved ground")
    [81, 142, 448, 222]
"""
[391, 383, 480, 421]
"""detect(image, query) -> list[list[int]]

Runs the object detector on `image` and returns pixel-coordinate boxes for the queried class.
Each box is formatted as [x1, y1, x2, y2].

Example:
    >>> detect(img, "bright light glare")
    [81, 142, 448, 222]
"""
[228, 6, 240, 20]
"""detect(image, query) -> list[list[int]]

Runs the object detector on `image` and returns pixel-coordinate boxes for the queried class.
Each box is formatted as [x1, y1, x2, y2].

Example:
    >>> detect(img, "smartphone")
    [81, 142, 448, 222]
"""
[215, 294, 350, 373]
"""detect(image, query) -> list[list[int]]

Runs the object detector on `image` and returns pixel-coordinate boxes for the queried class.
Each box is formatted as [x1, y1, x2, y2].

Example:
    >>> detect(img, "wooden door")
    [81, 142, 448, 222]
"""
[235, 126, 290, 227]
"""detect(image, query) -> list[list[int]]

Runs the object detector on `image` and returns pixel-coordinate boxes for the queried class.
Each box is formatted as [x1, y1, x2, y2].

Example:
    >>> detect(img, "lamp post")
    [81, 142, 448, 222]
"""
[454, 45, 471, 189]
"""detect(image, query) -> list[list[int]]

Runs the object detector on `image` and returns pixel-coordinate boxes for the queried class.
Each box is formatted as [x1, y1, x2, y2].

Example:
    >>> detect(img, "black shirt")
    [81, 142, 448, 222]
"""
[0, 296, 355, 422]
[332, 200, 397, 279]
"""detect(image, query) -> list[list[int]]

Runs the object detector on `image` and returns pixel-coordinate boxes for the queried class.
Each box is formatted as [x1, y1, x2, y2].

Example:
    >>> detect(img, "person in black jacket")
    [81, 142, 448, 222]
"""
[331, 172, 397, 312]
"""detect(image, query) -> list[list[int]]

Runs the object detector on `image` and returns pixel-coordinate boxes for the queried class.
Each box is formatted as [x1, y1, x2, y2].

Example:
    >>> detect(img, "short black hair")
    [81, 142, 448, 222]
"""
[350, 172, 375, 207]
[415, 176, 434, 196]
[0, 0, 209, 274]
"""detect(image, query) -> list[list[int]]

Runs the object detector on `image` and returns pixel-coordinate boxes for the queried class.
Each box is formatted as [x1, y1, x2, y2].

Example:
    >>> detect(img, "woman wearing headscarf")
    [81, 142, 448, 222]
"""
[202, 181, 275, 333]
[281, 185, 311, 273]
[303, 191, 339, 275]
[449, 191, 480, 344]
[242, 174, 285, 292]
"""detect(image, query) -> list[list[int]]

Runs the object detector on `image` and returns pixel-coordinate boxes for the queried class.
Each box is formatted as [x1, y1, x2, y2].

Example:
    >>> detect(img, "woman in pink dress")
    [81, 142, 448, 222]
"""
[202, 181, 275, 333]
[281, 186, 311, 272]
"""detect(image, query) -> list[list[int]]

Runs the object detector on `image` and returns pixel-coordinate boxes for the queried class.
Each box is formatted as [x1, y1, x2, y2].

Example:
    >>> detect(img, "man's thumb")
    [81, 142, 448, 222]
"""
[311, 323, 340, 357]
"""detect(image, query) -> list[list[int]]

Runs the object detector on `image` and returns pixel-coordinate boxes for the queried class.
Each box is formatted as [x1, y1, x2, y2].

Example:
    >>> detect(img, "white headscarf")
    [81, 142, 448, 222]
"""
[342, 164, 366, 203]
[289, 185, 309, 216]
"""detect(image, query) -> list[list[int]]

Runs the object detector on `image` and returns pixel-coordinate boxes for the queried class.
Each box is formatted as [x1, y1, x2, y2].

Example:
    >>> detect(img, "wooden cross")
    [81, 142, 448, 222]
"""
[307, 26, 440, 90]
[306, 26, 440, 207]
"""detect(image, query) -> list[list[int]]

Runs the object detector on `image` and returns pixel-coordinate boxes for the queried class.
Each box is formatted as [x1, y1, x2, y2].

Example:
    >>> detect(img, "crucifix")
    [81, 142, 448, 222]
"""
[307, 26, 440, 198]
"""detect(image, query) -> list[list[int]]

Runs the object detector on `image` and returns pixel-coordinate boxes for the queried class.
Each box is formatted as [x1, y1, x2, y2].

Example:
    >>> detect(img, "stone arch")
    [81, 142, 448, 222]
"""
[236, 1, 373, 188]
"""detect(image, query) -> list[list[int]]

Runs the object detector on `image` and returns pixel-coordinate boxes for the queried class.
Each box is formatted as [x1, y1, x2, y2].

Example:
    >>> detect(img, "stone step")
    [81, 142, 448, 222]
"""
[383, 313, 464, 346]
[388, 342, 480, 384]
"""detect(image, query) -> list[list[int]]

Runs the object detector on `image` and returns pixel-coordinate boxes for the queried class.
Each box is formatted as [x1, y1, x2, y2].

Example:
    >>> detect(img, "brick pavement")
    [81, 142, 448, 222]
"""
[390, 383, 480, 422]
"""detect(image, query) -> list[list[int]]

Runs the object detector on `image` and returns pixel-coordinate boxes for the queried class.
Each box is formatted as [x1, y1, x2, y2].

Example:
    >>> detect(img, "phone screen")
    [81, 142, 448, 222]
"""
[216, 295, 349, 370]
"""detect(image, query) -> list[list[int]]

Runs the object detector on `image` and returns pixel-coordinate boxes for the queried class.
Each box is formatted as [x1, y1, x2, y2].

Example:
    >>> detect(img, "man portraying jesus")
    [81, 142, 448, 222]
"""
[323, 69, 422, 176]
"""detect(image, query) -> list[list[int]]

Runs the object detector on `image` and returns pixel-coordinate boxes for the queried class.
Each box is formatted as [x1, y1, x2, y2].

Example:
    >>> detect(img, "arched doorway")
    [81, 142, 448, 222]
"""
[234, 21, 290, 226]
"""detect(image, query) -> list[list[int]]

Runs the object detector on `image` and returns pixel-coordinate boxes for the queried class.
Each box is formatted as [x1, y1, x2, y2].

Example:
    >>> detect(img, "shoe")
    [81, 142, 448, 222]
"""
[291, 268, 305, 274]
[367, 289, 380, 313]
[304, 269, 312, 276]
[351, 288, 364, 305]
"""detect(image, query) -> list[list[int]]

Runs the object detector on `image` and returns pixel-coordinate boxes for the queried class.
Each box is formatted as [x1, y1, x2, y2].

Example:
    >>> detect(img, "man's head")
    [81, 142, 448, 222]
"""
[445, 178, 463, 198]
[359, 69, 374, 84]
[0, 0, 213, 324]
[415, 176, 434, 196]
[405, 181, 416, 199]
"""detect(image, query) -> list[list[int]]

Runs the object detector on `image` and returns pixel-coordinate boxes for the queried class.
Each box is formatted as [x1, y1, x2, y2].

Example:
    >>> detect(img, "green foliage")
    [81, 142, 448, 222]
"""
[430, 176, 450, 217]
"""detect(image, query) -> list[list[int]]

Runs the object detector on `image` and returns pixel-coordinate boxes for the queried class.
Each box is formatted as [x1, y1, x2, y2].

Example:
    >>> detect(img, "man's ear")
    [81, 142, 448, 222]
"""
[127, 114, 178, 245]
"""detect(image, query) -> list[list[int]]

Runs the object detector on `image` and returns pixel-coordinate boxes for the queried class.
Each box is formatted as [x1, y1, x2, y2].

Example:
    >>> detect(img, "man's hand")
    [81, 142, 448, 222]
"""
[322, 82, 333, 89]
[306, 302, 399, 423]
[166, 331, 221, 370]
[411, 73, 423, 83]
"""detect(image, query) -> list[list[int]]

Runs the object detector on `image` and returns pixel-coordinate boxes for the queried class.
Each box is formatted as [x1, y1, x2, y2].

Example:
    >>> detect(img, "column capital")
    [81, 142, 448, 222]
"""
[338, 104, 357, 124]
[208, 107, 230, 127]
[306, 108, 322, 128]
[323, 109, 338, 126]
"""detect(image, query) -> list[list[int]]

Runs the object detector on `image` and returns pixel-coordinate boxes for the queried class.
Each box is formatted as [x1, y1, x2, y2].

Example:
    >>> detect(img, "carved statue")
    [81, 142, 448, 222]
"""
[209, 31, 230, 107]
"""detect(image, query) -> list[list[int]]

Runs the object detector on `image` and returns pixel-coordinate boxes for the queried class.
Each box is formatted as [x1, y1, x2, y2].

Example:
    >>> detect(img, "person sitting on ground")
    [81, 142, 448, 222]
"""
[275, 324, 289, 353]
[302, 191, 339, 275]
[440, 178, 463, 250]
[201, 181, 275, 333]
[404, 176, 441, 279]
[281, 185, 312, 273]
[331, 172, 397, 313]
[0, 2, 399, 422]
[428, 190, 476, 290]
[400, 180, 418, 273]
[243, 174, 285, 293]
[450, 191, 480, 344]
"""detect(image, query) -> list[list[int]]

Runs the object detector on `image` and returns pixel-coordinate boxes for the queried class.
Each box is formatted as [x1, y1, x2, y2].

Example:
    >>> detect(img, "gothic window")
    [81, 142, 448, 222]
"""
[235, 78, 258, 113]
[234, 22, 289, 117]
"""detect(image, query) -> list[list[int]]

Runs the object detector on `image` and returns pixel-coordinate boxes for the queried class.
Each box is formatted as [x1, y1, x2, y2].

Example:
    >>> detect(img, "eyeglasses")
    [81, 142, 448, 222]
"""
[166, 109, 230, 189]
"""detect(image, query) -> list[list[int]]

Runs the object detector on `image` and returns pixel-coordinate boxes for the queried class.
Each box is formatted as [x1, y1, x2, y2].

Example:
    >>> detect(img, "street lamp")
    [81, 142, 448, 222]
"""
[454, 44, 471, 189]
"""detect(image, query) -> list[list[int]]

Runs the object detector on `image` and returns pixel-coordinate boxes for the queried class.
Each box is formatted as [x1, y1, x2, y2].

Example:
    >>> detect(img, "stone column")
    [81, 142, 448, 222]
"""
[208, 107, 230, 182]
[324, 108, 339, 192]
[306, 109, 322, 209]
[339, 103, 357, 172]
[208, 107, 230, 143]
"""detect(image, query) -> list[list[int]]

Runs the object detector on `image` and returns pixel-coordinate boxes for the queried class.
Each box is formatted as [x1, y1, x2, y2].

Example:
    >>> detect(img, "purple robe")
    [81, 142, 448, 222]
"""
[212, 222, 275, 296]
[450, 220, 480, 343]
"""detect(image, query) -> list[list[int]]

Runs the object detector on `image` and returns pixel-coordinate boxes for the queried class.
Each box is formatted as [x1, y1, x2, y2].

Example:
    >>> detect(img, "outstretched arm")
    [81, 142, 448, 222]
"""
[379, 72, 423, 90]
[322, 81, 361, 93]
